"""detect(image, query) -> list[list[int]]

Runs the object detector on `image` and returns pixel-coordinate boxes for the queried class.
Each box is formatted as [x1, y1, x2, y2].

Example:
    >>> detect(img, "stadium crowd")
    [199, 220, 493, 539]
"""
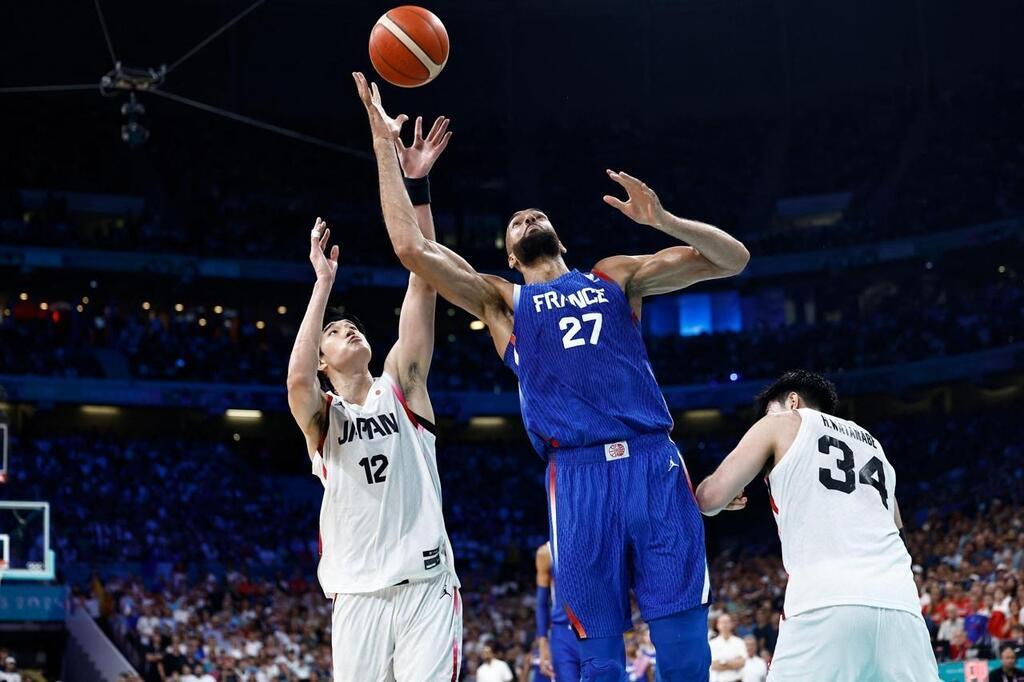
[3, 401, 1021, 678]
[2, 264, 1020, 391]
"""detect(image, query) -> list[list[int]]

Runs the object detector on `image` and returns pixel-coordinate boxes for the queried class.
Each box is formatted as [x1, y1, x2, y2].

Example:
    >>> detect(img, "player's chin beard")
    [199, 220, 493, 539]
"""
[512, 230, 561, 267]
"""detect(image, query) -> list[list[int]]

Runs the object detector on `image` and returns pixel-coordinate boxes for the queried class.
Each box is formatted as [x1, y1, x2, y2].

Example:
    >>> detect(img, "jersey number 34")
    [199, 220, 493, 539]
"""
[817, 435, 889, 509]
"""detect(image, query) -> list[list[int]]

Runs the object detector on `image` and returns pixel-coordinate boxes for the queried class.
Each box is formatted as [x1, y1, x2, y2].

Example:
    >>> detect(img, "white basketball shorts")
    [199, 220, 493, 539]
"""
[331, 571, 462, 682]
[767, 604, 939, 682]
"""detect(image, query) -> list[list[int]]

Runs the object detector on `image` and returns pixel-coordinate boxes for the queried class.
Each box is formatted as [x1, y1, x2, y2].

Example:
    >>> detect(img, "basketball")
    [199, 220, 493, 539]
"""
[369, 6, 449, 88]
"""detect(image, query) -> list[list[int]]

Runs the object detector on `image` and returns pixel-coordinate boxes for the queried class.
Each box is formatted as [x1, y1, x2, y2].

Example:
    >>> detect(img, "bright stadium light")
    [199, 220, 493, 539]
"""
[469, 416, 505, 428]
[226, 409, 262, 420]
[81, 405, 121, 416]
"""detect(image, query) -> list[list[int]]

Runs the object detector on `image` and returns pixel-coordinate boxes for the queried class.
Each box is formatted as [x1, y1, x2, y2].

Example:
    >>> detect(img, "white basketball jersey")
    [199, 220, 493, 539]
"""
[311, 373, 457, 595]
[767, 408, 919, 618]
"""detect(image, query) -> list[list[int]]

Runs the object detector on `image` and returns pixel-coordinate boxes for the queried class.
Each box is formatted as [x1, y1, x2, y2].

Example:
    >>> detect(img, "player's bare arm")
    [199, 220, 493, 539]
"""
[354, 71, 514, 356]
[381, 115, 452, 422]
[286, 217, 338, 456]
[594, 170, 750, 312]
[534, 544, 555, 678]
[696, 410, 802, 516]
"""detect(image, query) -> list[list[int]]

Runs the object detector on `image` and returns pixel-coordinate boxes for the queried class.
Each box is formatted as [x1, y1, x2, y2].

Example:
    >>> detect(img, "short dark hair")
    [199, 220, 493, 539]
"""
[321, 308, 366, 336]
[754, 370, 839, 416]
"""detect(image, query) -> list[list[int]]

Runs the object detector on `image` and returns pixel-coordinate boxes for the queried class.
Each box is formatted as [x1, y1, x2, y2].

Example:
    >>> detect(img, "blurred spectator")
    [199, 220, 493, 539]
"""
[0, 657, 21, 682]
[709, 614, 746, 682]
[475, 645, 514, 682]
[740, 636, 768, 682]
[992, 647, 1024, 682]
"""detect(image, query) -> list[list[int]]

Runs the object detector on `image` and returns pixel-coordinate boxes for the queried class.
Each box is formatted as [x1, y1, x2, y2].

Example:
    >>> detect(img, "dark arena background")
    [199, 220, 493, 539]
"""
[1, 0, 1023, 680]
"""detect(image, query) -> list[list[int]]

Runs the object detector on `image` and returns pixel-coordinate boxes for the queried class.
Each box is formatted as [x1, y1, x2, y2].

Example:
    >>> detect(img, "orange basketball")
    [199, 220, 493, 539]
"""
[369, 6, 449, 88]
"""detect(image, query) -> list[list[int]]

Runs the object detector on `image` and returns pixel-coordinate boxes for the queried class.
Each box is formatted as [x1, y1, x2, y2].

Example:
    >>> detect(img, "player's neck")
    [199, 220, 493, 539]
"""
[520, 256, 570, 284]
[329, 368, 375, 405]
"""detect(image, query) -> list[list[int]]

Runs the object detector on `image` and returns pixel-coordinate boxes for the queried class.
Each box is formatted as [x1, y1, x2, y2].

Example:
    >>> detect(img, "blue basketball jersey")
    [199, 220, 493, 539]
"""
[503, 269, 673, 457]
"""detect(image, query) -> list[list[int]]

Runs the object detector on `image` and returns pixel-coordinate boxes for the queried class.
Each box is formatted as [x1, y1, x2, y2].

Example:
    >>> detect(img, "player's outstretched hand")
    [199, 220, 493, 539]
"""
[353, 71, 408, 143]
[397, 115, 452, 179]
[722, 490, 748, 512]
[603, 169, 668, 228]
[310, 217, 339, 282]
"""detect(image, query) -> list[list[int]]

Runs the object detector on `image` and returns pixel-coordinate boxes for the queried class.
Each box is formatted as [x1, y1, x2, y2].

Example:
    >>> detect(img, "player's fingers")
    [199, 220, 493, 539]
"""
[414, 116, 424, 142]
[329, 244, 340, 263]
[603, 195, 628, 212]
[310, 217, 323, 242]
[370, 81, 380, 103]
[319, 227, 331, 251]
[618, 170, 643, 185]
[395, 114, 409, 130]
[435, 131, 452, 154]
[352, 72, 369, 103]
[427, 116, 446, 142]
[606, 168, 640, 190]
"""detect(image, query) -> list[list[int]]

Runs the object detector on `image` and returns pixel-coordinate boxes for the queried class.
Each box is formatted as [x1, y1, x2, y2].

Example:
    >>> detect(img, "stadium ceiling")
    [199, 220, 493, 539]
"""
[0, 0, 369, 159]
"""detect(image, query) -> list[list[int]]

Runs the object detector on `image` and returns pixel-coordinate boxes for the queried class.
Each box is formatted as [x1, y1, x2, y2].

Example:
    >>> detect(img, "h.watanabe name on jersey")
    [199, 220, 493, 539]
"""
[818, 413, 878, 449]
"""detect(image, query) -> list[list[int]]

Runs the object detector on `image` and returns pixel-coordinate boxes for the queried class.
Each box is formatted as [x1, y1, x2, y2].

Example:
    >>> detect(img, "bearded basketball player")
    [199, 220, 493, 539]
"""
[354, 72, 750, 682]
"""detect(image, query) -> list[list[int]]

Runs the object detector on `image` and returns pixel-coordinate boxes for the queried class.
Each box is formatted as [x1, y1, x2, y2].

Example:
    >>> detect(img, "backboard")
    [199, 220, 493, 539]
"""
[0, 501, 55, 581]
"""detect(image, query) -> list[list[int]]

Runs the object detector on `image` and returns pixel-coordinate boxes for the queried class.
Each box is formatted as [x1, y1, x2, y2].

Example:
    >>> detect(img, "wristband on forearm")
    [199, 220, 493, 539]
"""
[403, 175, 431, 206]
[536, 585, 552, 639]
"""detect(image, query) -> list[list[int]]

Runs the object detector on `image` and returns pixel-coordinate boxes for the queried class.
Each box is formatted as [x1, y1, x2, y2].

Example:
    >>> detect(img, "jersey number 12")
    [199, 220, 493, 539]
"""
[358, 455, 388, 485]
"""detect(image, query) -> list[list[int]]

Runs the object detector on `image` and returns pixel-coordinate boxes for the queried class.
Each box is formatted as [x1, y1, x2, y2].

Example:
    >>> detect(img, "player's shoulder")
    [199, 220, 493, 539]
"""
[591, 255, 637, 290]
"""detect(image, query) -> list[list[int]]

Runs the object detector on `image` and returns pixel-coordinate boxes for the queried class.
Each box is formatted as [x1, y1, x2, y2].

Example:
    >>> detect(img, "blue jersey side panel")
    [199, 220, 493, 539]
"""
[503, 270, 672, 456]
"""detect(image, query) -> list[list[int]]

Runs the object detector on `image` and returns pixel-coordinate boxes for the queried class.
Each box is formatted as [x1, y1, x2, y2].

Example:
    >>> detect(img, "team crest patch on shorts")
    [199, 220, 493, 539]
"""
[604, 441, 630, 461]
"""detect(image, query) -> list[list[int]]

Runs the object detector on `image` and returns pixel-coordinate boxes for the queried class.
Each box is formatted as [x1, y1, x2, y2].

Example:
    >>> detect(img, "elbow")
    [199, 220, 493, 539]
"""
[694, 480, 721, 516]
[286, 373, 311, 394]
[394, 240, 425, 271]
[725, 243, 751, 276]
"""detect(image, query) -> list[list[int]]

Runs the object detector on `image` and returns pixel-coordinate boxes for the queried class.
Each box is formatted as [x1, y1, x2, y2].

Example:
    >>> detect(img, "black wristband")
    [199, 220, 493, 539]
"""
[403, 175, 431, 206]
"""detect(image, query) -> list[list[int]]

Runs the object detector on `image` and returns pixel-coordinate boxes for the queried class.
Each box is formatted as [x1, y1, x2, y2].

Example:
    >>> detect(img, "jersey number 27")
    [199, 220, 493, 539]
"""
[559, 313, 603, 349]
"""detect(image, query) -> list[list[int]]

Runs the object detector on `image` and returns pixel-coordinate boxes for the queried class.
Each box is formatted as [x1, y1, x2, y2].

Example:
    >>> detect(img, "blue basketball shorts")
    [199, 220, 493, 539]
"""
[546, 432, 710, 639]
[551, 621, 582, 680]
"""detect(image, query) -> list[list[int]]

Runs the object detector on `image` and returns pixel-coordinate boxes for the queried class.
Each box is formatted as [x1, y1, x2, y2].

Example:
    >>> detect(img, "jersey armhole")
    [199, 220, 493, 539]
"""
[382, 372, 438, 435]
[316, 393, 334, 456]
[767, 410, 808, 481]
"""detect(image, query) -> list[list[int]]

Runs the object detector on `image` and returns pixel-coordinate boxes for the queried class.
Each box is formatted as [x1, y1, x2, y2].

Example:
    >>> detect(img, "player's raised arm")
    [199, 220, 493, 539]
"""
[353, 72, 513, 356]
[286, 217, 337, 455]
[695, 411, 801, 516]
[595, 170, 750, 304]
[382, 115, 451, 421]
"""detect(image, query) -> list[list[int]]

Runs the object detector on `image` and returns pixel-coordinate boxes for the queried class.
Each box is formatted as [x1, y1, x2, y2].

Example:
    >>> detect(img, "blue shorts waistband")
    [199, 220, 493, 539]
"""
[547, 431, 674, 465]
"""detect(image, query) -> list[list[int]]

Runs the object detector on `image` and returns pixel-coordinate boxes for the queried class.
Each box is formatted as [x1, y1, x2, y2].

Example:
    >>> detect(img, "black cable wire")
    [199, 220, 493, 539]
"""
[93, 0, 119, 68]
[151, 89, 372, 160]
[164, 0, 269, 76]
[0, 84, 98, 94]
